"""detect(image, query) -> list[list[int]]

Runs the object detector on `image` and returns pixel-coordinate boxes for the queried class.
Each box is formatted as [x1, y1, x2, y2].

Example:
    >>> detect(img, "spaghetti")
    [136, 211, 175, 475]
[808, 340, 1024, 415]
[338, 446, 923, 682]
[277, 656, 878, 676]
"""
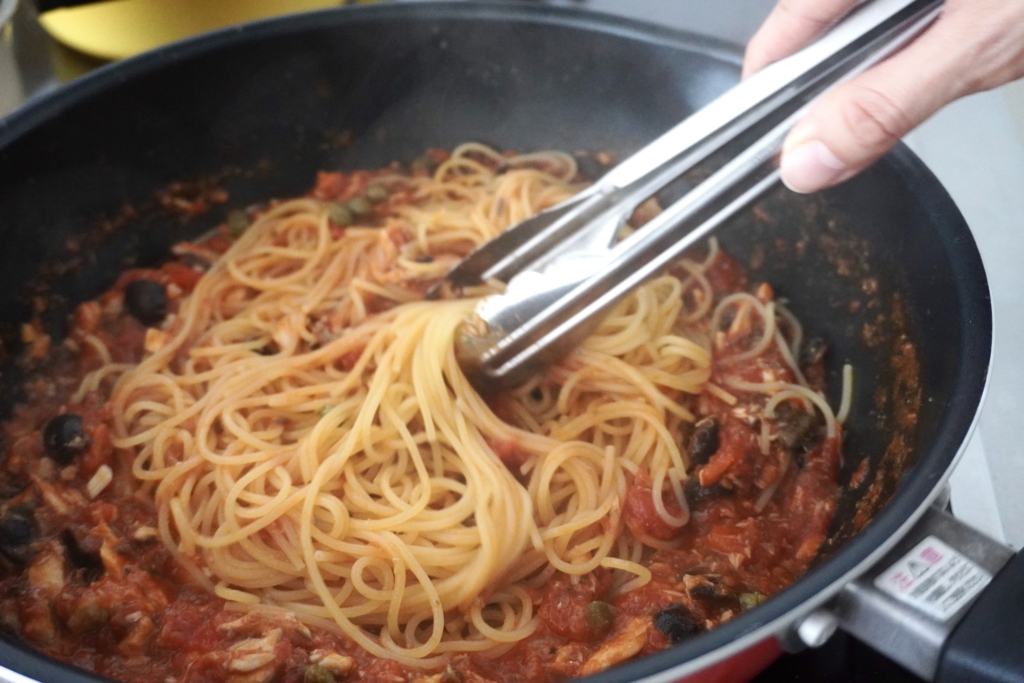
[101, 145, 714, 664]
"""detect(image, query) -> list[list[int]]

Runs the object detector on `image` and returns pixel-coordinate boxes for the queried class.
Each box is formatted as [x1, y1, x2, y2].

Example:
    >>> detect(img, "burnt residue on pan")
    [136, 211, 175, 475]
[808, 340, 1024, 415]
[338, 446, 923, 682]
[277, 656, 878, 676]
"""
[713, 184, 923, 563]
[850, 318, 923, 535]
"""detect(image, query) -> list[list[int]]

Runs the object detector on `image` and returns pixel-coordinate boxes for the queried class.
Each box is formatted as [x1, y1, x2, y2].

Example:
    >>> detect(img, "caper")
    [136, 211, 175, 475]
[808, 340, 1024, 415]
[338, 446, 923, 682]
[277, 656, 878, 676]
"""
[226, 209, 249, 237]
[302, 664, 336, 683]
[327, 203, 353, 227]
[739, 592, 767, 610]
[366, 184, 389, 204]
[586, 600, 614, 635]
[346, 197, 373, 217]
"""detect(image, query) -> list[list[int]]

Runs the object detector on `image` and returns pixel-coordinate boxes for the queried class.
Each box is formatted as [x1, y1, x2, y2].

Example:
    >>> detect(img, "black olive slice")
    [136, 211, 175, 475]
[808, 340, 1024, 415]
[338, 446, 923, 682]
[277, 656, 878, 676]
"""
[688, 417, 720, 466]
[43, 413, 91, 465]
[61, 529, 104, 584]
[654, 604, 700, 644]
[124, 279, 168, 326]
[0, 510, 35, 564]
[573, 152, 607, 181]
[684, 478, 736, 502]
[773, 402, 825, 456]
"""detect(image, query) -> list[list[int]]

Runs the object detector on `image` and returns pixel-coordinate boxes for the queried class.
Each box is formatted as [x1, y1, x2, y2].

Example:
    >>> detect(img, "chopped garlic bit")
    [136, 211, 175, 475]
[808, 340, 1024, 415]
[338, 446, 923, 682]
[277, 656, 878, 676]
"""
[86, 465, 113, 499]
[145, 328, 170, 353]
[309, 650, 355, 676]
[272, 311, 306, 352]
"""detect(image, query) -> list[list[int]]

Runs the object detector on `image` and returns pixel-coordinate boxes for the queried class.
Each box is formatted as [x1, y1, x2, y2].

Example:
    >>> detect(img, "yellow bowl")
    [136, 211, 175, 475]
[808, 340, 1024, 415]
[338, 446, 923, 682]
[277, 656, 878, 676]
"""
[39, 0, 381, 61]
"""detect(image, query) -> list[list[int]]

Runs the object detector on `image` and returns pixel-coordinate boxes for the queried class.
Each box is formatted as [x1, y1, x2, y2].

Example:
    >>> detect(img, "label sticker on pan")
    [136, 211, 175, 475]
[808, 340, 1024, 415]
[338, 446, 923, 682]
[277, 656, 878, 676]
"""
[874, 536, 992, 621]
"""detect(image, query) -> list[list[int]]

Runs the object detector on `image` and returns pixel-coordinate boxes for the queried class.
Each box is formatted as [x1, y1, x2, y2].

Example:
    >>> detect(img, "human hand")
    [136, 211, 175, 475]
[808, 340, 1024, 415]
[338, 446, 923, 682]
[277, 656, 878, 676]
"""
[743, 0, 1024, 193]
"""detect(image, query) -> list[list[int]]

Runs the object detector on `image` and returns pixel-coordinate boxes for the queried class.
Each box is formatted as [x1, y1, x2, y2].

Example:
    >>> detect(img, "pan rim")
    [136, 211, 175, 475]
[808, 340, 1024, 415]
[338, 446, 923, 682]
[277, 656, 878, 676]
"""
[0, 3, 992, 682]
[0, 0, 742, 146]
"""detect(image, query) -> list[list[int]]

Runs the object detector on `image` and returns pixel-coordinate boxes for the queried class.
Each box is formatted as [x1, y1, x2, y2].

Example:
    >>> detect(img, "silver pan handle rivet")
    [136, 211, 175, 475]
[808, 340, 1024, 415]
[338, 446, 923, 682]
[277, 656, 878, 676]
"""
[796, 609, 840, 648]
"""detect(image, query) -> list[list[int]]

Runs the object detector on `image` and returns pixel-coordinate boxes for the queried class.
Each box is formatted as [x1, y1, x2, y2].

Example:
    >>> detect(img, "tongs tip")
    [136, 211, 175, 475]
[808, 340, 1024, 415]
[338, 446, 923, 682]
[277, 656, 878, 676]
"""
[424, 280, 459, 301]
[452, 311, 508, 392]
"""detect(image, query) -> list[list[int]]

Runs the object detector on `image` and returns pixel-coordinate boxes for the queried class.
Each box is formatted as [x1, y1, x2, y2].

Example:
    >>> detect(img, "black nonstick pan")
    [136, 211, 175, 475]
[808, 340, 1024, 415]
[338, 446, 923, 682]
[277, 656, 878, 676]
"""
[0, 3, 1017, 682]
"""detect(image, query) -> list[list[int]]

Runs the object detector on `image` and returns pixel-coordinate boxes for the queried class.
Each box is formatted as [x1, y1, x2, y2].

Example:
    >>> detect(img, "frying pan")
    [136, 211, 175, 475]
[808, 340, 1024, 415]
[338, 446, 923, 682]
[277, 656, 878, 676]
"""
[0, 3, 1018, 682]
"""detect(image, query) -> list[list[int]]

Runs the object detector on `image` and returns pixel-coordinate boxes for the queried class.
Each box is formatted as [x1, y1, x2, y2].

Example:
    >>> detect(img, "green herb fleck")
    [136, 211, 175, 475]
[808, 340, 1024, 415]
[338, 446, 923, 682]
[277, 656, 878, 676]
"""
[317, 404, 334, 417]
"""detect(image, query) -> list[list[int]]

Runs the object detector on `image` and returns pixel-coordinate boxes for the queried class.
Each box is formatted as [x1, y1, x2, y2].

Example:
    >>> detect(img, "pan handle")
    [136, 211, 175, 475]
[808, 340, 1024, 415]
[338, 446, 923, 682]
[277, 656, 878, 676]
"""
[795, 505, 1023, 681]
[936, 549, 1024, 681]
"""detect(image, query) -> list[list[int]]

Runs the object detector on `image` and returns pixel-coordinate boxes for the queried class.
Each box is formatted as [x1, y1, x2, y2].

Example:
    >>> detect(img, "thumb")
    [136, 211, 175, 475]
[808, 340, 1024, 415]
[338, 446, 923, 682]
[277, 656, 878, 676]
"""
[780, 21, 965, 193]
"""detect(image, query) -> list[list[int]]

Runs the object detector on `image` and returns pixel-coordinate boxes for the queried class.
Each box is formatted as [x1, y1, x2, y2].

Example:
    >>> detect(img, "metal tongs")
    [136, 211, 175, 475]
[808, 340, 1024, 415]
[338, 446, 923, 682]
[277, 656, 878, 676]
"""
[429, 0, 943, 388]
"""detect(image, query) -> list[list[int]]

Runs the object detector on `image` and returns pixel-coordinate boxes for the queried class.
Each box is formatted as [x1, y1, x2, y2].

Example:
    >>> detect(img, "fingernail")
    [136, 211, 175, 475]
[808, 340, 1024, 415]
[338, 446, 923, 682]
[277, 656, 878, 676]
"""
[781, 140, 847, 193]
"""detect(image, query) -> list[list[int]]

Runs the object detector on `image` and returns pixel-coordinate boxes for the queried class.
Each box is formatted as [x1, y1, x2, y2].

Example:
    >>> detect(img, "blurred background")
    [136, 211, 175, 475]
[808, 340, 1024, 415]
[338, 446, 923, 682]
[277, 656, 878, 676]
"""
[1, 0, 1021, 565]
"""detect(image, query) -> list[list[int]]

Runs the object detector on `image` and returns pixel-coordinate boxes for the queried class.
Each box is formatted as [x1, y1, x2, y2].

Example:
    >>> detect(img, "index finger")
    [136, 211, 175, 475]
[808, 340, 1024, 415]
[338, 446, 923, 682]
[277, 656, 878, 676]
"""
[743, 0, 860, 78]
